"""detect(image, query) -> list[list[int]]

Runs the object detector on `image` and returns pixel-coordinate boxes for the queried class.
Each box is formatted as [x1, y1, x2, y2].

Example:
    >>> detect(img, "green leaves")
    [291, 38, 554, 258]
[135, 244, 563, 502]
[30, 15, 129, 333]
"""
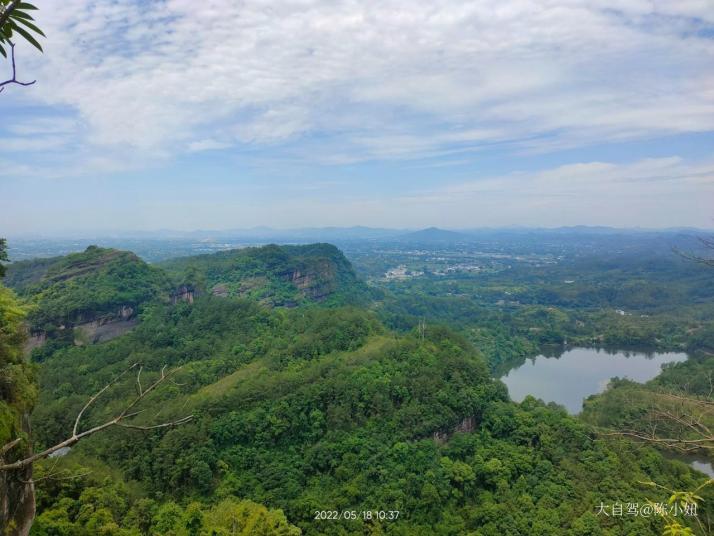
[0, 0, 44, 58]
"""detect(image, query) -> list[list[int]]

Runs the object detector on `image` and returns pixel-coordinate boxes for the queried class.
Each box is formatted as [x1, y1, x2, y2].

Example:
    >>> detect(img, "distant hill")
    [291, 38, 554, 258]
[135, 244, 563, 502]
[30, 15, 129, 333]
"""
[396, 227, 471, 243]
[7, 246, 171, 333]
[159, 243, 371, 307]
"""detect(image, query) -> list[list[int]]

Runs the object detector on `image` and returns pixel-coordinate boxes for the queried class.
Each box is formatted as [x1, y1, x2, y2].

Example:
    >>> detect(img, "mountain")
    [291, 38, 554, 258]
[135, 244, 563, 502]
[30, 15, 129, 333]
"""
[396, 227, 472, 243]
[6, 246, 172, 346]
[159, 243, 371, 307]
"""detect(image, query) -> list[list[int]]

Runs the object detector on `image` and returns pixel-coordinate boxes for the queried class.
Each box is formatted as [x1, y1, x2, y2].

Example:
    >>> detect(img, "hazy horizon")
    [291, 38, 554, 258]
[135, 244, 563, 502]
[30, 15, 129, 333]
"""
[6, 223, 714, 241]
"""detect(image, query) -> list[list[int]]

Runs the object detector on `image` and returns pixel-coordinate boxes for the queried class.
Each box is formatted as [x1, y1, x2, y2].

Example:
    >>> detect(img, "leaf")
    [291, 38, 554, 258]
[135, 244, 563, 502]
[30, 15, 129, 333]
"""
[12, 16, 44, 37]
[9, 21, 42, 51]
[17, 3, 38, 10]
[9, 10, 35, 22]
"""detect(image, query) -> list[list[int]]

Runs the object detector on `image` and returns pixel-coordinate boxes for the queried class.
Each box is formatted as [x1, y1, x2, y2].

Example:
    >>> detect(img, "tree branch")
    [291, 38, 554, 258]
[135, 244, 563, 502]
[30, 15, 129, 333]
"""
[0, 41, 36, 93]
[0, 437, 20, 457]
[0, 363, 193, 472]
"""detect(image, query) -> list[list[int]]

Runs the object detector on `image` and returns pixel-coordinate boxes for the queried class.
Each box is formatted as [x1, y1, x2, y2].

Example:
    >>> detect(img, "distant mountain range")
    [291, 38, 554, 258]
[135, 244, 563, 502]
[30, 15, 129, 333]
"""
[395, 227, 472, 243]
[9, 225, 712, 242]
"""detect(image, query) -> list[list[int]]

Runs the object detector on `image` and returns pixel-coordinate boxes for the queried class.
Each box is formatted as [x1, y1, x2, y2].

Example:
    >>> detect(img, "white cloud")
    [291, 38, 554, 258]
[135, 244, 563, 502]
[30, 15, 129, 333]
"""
[0, 0, 708, 168]
[386, 156, 714, 227]
[187, 139, 232, 152]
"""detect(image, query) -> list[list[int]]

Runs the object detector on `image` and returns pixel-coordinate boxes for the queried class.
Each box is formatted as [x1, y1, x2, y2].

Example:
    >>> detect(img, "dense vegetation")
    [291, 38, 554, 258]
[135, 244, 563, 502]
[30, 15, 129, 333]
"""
[5, 246, 171, 333]
[27, 298, 714, 535]
[2, 237, 713, 535]
[0, 285, 34, 454]
[159, 243, 371, 307]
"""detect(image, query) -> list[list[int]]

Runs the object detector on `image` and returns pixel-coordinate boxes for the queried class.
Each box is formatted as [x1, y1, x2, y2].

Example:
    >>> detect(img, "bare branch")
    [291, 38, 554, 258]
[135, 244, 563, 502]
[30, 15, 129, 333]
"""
[602, 430, 714, 450]
[0, 437, 21, 457]
[74, 363, 137, 436]
[116, 415, 193, 431]
[673, 235, 714, 268]
[136, 365, 143, 397]
[0, 363, 192, 472]
[19, 469, 92, 485]
[0, 41, 36, 93]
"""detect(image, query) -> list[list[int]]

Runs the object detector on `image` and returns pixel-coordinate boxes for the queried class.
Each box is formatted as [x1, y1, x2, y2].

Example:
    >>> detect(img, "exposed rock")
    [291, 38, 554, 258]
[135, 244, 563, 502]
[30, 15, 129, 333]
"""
[237, 277, 269, 296]
[432, 430, 449, 445]
[24, 305, 139, 354]
[432, 416, 478, 444]
[212, 284, 229, 298]
[280, 261, 336, 301]
[455, 416, 476, 434]
[22, 333, 45, 355]
[74, 318, 138, 345]
[171, 285, 196, 304]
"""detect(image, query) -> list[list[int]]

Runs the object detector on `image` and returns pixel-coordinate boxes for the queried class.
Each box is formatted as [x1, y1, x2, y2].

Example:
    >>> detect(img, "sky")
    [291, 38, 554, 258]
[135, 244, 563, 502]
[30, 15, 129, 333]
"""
[1, 0, 713, 234]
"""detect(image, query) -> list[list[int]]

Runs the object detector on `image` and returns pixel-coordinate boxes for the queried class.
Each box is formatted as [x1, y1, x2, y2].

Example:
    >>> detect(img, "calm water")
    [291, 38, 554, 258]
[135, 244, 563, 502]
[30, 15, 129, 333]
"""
[501, 347, 688, 414]
[664, 452, 714, 478]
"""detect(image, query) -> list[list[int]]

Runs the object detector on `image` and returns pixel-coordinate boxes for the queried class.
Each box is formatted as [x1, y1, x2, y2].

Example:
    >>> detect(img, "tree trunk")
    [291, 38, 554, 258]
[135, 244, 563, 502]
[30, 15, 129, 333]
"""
[0, 413, 35, 536]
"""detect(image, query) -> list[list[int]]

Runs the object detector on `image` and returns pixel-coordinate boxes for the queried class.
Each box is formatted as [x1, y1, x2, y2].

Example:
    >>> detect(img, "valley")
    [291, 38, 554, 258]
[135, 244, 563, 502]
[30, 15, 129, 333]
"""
[1, 228, 713, 535]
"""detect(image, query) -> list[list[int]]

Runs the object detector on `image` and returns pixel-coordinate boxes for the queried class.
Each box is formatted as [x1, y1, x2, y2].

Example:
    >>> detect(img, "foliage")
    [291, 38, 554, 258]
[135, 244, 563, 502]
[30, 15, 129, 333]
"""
[7, 240, 714, 535]
[31, 457, 301, 536]
[0, 0, 44, 58]
[0, 283, 35, 447]
[0, 238, 8, 278]
[159, 244, 373, 307]
[8, 246, 172, 332]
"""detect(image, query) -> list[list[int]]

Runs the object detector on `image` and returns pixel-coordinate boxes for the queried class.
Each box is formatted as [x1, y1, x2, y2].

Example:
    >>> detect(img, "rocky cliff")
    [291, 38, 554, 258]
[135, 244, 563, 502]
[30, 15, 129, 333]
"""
[6, 247, 171, 352]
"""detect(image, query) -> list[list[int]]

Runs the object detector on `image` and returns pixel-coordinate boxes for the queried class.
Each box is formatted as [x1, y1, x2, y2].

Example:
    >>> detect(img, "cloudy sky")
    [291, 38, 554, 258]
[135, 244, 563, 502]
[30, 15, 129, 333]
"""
[1, 0, 713, 234]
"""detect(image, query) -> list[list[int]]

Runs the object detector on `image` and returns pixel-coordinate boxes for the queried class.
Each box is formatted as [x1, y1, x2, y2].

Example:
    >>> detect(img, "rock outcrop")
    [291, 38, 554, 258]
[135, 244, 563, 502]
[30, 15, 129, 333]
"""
[171, 285, 196, 304]
[432, 416, 477, 444]
[279, 261, 337, 301]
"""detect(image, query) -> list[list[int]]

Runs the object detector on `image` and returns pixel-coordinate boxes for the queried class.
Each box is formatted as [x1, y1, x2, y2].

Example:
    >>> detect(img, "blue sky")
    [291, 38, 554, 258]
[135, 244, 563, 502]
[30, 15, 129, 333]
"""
[1, 0, 713, 234]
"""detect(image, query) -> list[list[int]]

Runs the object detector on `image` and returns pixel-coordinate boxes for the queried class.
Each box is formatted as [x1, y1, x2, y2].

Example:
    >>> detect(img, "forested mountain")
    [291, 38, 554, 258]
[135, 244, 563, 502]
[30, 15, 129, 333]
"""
[159, 243, 371, 307]
[1, 241, 713, 535]
[5, 246, 171, 332]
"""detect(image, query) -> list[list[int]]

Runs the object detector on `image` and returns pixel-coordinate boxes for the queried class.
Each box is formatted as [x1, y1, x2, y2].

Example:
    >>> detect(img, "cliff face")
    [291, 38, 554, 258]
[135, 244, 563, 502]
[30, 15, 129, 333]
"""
[74, 313, 138, 345]
[171, 285, 196, 304]
[432, 416, 478, 444]
[7, 246, 170, 334]
[279, 259, 337, 301]
[23, 305, 139, 354]
[7, 247, 171, 354]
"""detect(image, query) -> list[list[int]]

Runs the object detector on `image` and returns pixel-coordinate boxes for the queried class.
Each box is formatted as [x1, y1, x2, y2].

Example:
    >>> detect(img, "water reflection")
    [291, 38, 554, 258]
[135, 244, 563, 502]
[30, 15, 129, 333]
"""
[666, 452, 714, 478]
[500, 347, 688, 414]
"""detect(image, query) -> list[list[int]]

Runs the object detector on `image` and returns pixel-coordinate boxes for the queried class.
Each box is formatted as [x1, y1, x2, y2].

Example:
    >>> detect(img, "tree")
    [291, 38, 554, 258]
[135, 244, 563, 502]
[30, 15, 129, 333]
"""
[604, 236, 714, 452]
[0, 244, 192, 534]
[599, 237, 714, 536]
[0, 238, 8, 278]
[0, 0, 44, 94]
[0, 363, 193, 472]
[0, 359, 192, 535]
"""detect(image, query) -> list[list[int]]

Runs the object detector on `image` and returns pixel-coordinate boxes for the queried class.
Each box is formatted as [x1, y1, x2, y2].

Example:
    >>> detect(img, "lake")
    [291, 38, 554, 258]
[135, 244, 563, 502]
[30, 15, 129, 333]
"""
[500, 346, 714, 477]
[500, 347, 688, 414]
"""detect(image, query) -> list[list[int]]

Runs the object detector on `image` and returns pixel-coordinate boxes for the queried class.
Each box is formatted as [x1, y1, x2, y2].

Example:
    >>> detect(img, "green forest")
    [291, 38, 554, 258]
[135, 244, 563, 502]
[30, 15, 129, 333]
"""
[1, 240, 713, 535]
[2, 0, 712, 534]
